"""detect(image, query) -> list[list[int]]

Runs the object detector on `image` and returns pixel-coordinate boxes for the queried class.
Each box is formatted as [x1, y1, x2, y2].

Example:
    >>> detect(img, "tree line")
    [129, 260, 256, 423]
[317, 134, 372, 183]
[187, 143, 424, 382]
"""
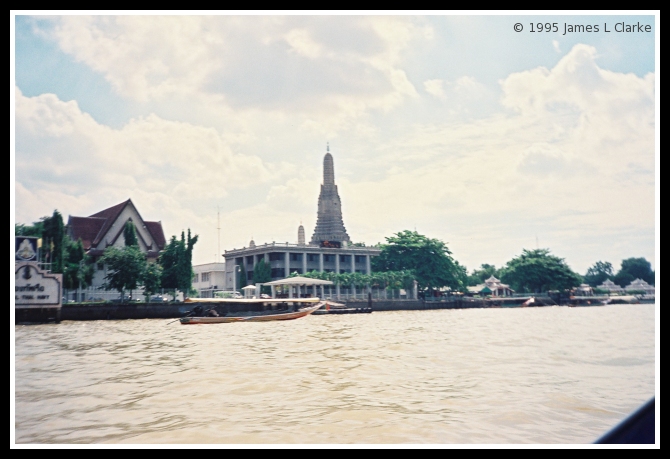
[366, 230, 653, 295]
[17, 211, 653, 299]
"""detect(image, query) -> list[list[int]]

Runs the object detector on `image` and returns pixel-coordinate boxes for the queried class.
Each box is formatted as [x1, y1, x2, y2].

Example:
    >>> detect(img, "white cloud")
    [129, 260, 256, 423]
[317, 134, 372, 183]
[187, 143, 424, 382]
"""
[37, 15, 428, 122]
[423, 79, 445, 99]
[14, 87, 276, 233]
[283, 28, 322, 59]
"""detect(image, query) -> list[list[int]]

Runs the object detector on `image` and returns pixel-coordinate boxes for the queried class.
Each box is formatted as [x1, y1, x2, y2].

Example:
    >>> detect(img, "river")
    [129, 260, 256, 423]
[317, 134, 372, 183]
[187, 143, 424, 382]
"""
[13, 303, 657, 445]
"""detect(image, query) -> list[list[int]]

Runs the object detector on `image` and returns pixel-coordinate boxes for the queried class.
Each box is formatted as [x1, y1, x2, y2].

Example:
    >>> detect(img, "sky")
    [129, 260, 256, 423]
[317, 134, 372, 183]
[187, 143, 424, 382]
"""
[11, 11, 659, 276]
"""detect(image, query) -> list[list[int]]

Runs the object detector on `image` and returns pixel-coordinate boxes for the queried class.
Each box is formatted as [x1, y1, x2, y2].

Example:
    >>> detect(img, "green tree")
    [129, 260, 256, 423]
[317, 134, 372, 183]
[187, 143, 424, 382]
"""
[253, 259, 272, 294]
[42, 210, 65, 273]
[613, 257, 654, 287]
[238, 266, 248, 289]
[583, 261, 614, 287]
[160, 235, 182, 296]
[159, 229, 198, 300]
[101, 246, 146, 301]
[180, 230, 199, 295]
[123, 221, 139, 247]
[15, 221, 44, 237]
[62, 236, 94, 291]
[142, 262, 163, 300]
[372, 230, 466, 292]
[467, 264, 500, 286]
[499, 248, 581, 294]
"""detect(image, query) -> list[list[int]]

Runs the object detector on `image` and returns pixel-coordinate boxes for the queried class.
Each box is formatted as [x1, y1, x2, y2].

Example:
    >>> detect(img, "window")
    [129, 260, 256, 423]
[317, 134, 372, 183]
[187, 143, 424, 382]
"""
[271, 268, 285, 278]
[193, 273, 199, 283]
[269, 252, 284, 261]
[290, 253, 302, 261]
[201, 272, 210, 283]
[307, 254, 318, 262]
[340, 255, 350, 262]
[323, 255, 333, 262]
[355, 255, 366, 263]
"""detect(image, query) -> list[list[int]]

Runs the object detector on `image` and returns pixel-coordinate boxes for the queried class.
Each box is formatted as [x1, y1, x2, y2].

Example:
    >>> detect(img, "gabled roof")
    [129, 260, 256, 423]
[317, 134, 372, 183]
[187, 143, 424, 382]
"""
[145, 221, 166, 250]
[66, 216, 107, 249]
[67, 199, 166, 252]
[88, 199, 132, 247]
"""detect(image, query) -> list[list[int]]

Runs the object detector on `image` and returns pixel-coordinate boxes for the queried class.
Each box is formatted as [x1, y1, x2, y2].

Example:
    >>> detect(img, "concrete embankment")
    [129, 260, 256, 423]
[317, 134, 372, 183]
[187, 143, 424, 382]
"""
[37, 295, 646, 322]
[61, 303, 193, 321]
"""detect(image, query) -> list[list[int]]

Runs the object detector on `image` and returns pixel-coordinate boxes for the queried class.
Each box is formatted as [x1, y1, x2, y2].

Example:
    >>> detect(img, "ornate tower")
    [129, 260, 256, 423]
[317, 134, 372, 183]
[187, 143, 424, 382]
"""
[298, 224, 305, 245]
[311, 144, 351, 245]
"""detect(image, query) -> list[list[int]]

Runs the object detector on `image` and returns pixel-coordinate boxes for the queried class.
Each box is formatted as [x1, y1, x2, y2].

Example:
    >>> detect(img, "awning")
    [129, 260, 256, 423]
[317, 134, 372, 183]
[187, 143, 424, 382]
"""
[263, 276, 334, 286]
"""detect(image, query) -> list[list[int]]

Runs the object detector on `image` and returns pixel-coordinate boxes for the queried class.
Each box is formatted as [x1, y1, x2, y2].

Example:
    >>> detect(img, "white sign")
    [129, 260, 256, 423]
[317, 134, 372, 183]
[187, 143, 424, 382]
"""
[15, 262, 62, 307]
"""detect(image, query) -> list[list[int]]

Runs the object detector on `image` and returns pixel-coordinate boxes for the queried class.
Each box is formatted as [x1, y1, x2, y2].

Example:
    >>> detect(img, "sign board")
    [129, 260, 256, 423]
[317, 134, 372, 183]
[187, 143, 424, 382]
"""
[15, 262, 62, 307]
[15, 236, 38, 262]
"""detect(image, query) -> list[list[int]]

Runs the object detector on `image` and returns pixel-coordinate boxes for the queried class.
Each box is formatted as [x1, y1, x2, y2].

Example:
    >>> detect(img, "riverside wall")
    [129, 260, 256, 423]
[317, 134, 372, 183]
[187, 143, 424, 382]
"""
[17, 295, 647, 323]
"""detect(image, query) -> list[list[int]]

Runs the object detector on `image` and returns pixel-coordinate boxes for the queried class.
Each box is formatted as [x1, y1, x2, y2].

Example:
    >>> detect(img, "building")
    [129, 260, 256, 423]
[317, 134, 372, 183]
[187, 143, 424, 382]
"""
[223, 146, 380, 290]
[596, 279, 624, 294]
[67, 199, 166, 289]
[624, 278, 655, 295]
[192, 262, 227, 298]
[467, 276, 514, 297]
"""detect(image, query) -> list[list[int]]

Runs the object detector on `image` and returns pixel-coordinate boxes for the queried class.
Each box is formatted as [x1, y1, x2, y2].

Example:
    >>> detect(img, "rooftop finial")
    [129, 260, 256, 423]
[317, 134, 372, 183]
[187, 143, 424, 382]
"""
[327, 142, 329, 153]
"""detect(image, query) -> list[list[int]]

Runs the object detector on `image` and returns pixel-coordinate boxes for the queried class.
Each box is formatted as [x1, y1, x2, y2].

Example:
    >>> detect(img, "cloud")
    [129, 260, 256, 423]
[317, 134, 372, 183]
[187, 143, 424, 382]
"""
[14, 87, 275, 226]
[35, 15, 427, 118]
[423, 79, 446, 99]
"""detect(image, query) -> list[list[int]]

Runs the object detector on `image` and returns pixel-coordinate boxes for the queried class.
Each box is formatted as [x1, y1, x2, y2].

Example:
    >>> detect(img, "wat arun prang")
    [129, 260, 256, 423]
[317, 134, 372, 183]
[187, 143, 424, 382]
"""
[310, 145, 351, 246]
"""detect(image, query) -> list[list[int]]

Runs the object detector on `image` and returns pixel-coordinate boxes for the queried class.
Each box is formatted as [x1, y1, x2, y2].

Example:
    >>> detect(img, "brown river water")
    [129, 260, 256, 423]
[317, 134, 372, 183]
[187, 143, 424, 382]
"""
[13, 304, 657, 445]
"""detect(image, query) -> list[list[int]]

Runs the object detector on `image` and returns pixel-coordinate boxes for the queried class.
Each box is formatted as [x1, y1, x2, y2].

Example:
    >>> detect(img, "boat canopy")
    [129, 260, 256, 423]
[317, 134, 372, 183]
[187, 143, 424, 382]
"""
[262, 276, 334, 286]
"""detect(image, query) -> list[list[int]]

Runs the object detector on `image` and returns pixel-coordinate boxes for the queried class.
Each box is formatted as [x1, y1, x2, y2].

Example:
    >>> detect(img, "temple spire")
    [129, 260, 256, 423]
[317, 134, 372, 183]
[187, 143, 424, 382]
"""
[311, 146, 350, 245]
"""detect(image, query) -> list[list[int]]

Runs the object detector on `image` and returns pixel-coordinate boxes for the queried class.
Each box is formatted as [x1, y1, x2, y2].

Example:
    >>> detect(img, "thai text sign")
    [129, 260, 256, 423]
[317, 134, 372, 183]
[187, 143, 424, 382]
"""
[15, 262, 62, 307]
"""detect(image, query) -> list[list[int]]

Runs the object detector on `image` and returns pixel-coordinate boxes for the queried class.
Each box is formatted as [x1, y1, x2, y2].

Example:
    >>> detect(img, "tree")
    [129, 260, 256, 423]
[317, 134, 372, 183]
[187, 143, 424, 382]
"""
[100, 246, 146, 300]
[499, 248, 581, 294]
[182, 229, 198, 294]
[583, 261, 614, 287]
[123, 221, 139, 247]
[372, 230, 466, 292]
[613, 257, 654, 287]
[142, 262, 163, 300]
[42, 210, 65, 273]
[62, 236, 94, 291]
[159, 229, 198, 300]
[467, 264, 500, 286]
[253, 259, 272, 294]
[15, 221, 44, 237]
[238, 267, 248, 289]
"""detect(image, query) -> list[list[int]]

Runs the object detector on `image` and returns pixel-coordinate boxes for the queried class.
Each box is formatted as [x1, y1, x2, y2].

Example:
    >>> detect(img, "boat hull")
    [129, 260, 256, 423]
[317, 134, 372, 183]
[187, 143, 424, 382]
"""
[179, 303, 323, 324]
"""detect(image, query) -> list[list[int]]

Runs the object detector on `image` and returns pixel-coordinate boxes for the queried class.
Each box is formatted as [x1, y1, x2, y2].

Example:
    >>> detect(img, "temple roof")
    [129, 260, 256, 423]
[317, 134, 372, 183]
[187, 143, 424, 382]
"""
[68, 199, 166, 252]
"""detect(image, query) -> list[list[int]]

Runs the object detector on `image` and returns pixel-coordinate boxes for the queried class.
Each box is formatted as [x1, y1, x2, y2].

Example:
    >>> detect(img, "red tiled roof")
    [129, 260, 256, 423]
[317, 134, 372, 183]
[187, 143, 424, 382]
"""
[67, 199, 166, 252]
[67, 216, 107, 250]
[144, 221, 166, 250]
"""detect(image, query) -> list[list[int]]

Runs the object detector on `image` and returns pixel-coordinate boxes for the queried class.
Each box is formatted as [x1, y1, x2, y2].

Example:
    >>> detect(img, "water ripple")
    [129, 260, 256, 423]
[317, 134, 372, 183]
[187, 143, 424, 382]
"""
[14, 304, 655, 444]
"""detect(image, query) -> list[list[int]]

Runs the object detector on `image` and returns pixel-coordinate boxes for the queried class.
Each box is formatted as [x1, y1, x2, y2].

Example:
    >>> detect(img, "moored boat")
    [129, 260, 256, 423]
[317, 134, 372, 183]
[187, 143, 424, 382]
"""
[178, 297, 324, 324]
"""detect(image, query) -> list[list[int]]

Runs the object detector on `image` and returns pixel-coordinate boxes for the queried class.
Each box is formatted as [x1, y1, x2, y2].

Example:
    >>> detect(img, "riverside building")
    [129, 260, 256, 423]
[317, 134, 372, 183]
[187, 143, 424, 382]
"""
[223, 146, 380, 290]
